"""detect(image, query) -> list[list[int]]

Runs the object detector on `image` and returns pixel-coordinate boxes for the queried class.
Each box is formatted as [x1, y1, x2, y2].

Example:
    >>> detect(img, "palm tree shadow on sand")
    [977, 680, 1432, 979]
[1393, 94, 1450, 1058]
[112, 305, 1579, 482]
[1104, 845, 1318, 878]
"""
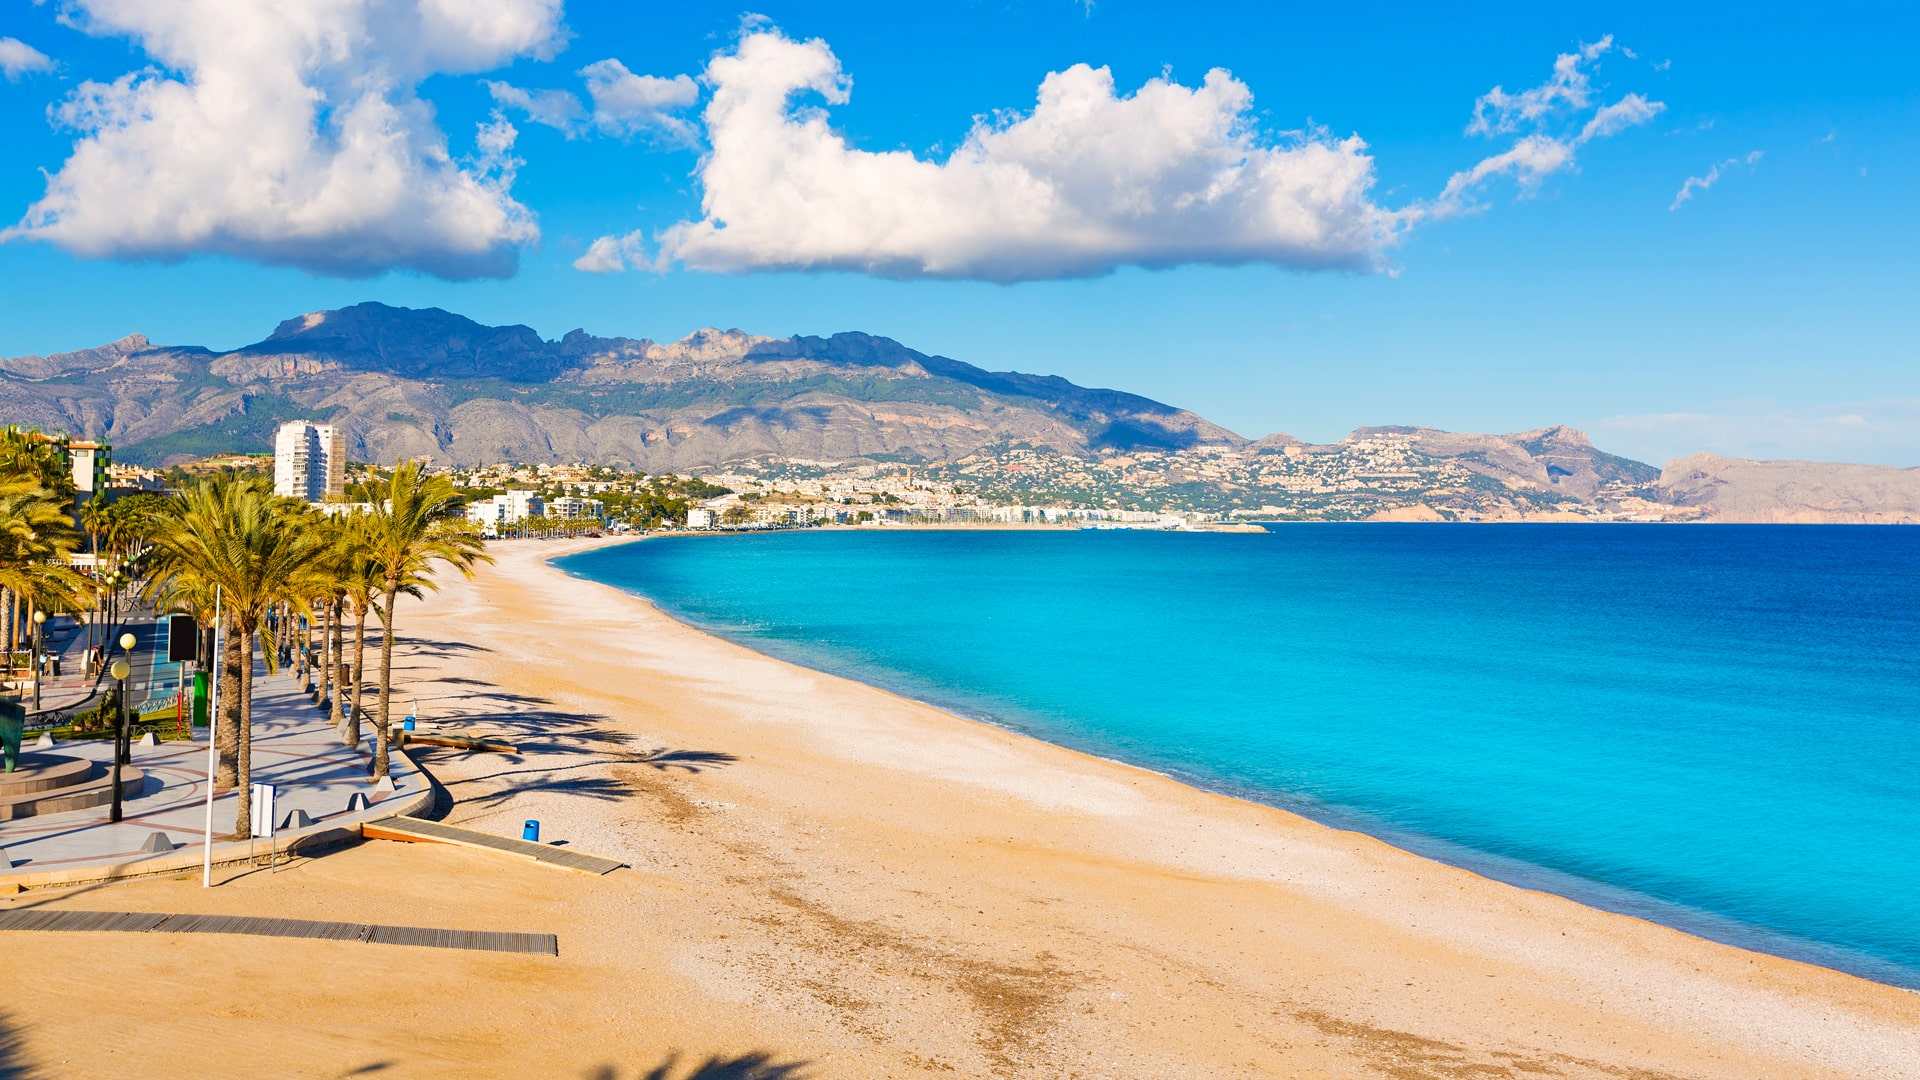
[0, 1011, 37, 1080]
[632, 748, 741, 772]
[586, 1052, 809, 1080]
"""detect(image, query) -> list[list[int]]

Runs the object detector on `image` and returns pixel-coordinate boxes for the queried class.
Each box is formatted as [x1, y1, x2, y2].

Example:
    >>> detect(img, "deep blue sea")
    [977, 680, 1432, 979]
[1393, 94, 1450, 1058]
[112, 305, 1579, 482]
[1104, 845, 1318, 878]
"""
[557, 526, 1920, 987]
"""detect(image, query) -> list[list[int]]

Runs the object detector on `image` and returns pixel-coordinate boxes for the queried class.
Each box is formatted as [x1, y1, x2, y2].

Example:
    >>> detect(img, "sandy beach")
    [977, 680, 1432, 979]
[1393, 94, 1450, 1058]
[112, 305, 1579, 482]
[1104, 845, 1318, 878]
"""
[2, 535, 1916, 1079]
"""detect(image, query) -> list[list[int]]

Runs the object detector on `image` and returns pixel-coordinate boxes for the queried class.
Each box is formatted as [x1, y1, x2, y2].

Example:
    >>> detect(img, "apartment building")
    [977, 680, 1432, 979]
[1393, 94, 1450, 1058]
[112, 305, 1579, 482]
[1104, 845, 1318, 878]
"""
[272, 421, 347, 502]
[546, 496, 604, 520]
[465, 490, 544, 536]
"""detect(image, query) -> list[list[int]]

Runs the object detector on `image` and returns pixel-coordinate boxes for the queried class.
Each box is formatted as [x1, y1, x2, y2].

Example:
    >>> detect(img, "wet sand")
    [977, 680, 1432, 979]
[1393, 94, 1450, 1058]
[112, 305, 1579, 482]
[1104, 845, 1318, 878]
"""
[3, 536, 1916, 1078]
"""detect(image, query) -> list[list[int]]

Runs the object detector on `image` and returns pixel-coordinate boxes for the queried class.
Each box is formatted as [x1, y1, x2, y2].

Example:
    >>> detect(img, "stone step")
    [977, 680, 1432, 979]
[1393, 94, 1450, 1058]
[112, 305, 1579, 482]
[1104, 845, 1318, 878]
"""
[0, 767, 147, 820]
[0, 754, 96, 797]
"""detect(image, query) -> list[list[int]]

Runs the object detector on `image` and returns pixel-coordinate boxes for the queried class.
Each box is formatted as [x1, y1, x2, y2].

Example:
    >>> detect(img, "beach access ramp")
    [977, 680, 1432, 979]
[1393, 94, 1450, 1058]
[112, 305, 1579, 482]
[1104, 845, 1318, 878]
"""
[361, 815, 625, 876]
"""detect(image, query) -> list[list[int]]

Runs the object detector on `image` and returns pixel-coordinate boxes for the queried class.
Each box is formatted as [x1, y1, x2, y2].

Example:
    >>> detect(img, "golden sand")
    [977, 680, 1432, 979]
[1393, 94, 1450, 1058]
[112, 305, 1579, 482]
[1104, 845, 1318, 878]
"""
[3, 536, 1915, 1078]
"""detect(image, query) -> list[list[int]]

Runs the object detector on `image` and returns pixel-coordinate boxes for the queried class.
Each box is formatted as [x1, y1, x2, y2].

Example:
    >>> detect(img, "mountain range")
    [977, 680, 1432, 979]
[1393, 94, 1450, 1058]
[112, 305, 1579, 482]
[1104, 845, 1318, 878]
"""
[2, 302, 1916, 523]
[0, 302, 1241, 469]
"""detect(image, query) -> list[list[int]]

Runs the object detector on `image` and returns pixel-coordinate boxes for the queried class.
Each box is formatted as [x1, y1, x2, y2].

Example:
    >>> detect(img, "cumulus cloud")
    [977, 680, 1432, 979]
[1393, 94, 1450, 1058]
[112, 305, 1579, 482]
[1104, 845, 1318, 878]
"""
[486, 58, 698, 143]
[1671, 151, 1763, 211]
[636, 29, 1402, 282]
[5, 0, 565, 278]
[485, 79, 585, 135]
[1437, 39, 1662, 211]
[580, 59, 699, 142]
[0, 36, 54, 80]
[573, 229, 647, 272]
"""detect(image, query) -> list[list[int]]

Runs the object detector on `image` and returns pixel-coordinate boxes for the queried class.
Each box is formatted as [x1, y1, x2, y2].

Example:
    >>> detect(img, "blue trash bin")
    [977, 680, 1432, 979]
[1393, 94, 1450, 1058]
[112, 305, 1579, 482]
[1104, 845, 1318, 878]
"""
[522, 820, 540, 842]
[402, 717, 415, 731]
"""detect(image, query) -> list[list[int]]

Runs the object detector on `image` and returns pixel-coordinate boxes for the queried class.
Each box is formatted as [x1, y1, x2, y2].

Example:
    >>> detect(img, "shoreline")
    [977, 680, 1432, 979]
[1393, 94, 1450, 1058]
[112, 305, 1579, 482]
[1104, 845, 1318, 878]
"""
[4, 533, 1914, 1077]
[554, 532, 1914, 991]
[513, 534, 1920, 1073]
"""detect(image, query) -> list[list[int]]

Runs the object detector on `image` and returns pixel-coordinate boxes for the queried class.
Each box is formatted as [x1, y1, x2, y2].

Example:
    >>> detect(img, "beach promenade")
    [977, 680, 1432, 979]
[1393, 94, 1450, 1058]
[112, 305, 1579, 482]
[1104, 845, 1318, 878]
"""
[0, 667, 430, 886]
[0, 537, 1915, 1079]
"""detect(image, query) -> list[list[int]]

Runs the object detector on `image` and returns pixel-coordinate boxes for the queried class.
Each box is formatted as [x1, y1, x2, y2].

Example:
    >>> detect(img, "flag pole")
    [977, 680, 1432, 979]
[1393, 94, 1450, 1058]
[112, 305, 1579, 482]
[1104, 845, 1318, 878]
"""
[202, 586, 220, 888]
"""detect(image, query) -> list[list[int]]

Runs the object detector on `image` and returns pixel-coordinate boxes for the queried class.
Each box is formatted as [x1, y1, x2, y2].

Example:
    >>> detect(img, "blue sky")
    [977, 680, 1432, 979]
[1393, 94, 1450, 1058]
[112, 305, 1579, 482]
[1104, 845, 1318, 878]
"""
[0, 2, 1914, 466]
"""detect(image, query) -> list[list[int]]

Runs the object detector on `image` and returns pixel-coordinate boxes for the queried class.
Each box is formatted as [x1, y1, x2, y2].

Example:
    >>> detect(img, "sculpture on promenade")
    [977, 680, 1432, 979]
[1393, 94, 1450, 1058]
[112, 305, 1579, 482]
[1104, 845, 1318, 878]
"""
[0, 692, 23, 772]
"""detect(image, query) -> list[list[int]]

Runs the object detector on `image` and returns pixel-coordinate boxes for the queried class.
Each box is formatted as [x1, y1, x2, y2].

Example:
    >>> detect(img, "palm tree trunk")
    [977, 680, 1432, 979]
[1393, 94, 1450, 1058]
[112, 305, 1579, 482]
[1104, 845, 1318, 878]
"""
[233, 628, 256, 840]
[329, 599, 347, 727]
[346, 598, 368, 748]
[216, 617, 243, 789]
[317, 599, 333, 709]
[373, 585, 398, 779]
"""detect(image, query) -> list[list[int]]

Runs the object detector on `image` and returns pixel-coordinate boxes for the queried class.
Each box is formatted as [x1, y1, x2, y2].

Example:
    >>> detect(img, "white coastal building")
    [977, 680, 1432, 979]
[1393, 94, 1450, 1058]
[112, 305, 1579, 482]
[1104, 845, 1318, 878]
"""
[272, 421, 347, 502]
[546, 496, 605, 520]
[465, 490, 544, 536]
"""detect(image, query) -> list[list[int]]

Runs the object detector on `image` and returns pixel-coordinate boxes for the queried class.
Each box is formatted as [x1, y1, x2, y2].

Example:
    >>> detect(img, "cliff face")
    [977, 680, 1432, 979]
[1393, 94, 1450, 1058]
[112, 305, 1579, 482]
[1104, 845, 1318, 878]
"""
[1658, 453, 1920, 524]
[0, 302, 1241, 468]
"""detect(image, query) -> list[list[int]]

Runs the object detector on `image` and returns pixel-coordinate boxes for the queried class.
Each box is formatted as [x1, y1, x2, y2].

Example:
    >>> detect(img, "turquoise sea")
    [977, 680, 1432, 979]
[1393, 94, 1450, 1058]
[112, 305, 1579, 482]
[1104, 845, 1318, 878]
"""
[557, 526, 1920, 987]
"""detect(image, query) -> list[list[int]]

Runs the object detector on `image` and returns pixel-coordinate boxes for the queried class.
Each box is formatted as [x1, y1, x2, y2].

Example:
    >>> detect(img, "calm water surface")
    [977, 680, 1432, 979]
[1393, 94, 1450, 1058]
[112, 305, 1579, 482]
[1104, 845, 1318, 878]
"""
[558, 526, 1920, 986]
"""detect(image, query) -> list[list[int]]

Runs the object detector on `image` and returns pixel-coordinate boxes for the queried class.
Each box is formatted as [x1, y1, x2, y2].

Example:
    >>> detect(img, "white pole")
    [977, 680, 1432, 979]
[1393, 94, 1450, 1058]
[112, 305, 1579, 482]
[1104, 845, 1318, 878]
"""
[202, 586, 220, 888]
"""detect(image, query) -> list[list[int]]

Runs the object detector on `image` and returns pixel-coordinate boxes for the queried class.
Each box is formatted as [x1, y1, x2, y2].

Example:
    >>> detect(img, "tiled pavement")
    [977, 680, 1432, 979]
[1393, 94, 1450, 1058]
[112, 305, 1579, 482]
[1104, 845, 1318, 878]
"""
[0, 665, 429, 884]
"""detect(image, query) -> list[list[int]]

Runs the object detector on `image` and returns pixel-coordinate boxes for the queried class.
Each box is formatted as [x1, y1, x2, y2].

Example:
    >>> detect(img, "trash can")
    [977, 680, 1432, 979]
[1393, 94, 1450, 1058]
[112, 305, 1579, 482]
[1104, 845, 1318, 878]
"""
[522, 820, 540, 843]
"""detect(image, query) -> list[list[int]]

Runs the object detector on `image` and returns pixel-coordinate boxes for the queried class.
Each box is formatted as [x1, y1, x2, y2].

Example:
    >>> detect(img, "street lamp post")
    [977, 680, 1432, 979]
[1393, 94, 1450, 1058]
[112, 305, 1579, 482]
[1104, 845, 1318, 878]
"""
[109, 655, 130, 823]
[30, 610, 45, 710]
[117, 632, 136, 765]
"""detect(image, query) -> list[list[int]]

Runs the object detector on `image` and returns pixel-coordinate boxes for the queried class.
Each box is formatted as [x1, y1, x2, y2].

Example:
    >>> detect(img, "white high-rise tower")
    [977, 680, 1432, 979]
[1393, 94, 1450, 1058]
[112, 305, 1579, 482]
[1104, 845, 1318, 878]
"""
[273, 421, 347, 501]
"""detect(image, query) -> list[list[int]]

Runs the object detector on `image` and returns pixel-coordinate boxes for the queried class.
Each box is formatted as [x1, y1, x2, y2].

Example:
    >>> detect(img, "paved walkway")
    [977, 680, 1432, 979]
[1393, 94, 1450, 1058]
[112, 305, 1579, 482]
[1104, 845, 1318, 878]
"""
[7, 613, 116, 716]
[6, 607, 188, 720]
[0, 666, 430, 884]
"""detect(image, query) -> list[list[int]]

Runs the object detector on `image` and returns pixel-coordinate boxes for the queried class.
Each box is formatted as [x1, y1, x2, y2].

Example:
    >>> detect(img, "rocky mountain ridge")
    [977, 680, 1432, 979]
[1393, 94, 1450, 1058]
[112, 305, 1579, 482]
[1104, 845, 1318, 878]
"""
[0, 302, 1244, 470]
[1658, 453, 1920, 524]
[2, 302, 1914, 523]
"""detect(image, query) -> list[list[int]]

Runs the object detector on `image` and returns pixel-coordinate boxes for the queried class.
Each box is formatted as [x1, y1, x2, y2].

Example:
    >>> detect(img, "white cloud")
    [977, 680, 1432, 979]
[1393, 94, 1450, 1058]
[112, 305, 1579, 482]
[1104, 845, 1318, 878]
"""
[487, 58, 697, 143]
[580, 59, 699, 142]
[5, 0, 565, 279]
[637, 29, 1402, 282]
[1593, 398, 1920, 467]
[1437, 135, 1574, 204]
[1580, 93, 1662, 141]
[1671, 150, 1763, 211]
[485, 80, 585, 135]
[0, 36, 54, 80]
[1467, 35, 1611, 136]
[573, 229, 647, 272]
[1437, 42, 1662, 212]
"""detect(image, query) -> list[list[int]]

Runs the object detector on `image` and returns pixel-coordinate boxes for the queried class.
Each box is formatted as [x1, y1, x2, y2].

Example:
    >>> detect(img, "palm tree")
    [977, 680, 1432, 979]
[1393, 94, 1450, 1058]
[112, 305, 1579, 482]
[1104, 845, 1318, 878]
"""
[0, 428, 75, 497]
[0, 475, 85, 664]
[320, 514, 381, 749]
[307, 520, 345, 714]
[362, 462, 488, 779]
[143, 477, 328, 835]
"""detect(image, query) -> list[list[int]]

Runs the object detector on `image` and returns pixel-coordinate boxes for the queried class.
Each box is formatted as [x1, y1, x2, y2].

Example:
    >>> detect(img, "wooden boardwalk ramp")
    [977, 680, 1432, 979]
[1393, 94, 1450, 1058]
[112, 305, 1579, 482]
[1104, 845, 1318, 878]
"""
[0, 909, 557, 955]
[361, 815, 625, 876]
